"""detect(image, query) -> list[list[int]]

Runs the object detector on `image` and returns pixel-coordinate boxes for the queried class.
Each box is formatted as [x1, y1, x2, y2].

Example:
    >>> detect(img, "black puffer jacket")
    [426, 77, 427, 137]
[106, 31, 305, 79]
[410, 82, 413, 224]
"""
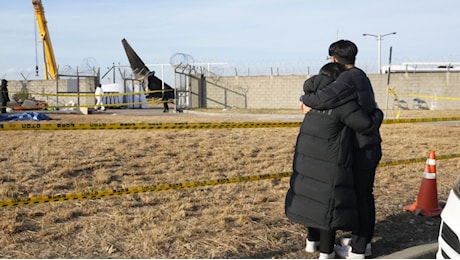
[286, 74, 378, 231]
[0, 80, 9, 104]
[301, 67, 382, 149]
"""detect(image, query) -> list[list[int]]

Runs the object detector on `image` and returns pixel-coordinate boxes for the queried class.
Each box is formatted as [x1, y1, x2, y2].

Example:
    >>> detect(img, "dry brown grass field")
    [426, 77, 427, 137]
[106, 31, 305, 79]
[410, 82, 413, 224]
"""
[0, 108, 459, 258]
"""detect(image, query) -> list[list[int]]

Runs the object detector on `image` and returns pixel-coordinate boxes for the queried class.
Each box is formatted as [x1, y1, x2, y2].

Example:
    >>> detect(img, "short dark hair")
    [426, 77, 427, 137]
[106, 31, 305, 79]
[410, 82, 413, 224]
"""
[328, 40, 358, 65]
[319, 62, 345, 80]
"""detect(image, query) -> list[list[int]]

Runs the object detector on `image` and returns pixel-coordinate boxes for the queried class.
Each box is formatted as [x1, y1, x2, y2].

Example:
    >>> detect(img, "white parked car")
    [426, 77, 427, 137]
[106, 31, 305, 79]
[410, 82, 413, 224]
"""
[437, 175, 460, 259]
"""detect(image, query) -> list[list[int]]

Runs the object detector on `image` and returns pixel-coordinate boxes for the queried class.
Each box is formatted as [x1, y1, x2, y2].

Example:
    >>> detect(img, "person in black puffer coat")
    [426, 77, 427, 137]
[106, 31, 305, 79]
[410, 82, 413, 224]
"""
[301, 40, 383, 259]
[0, 79, 10, 114]
[285, 62, 383, 258]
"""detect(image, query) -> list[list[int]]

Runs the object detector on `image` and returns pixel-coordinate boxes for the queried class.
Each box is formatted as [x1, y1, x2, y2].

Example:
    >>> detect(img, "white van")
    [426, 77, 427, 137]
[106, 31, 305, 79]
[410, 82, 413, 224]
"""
[437, 175, 460, 258]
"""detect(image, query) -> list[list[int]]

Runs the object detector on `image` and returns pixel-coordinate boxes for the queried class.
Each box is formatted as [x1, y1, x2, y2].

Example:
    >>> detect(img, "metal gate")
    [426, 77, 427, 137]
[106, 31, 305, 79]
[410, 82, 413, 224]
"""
[170, 53, 207, 112]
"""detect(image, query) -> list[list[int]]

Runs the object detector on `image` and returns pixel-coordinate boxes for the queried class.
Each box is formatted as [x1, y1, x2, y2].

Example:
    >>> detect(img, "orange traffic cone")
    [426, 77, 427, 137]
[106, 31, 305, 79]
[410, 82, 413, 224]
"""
[403, 150, 442, 217]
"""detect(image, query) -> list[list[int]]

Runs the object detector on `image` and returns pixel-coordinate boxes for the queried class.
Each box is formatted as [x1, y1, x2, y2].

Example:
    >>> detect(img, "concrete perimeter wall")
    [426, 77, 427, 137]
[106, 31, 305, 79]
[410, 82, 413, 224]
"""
[205, 72, 460, 110]
[5, 77, 97, 108]
[5, 72, 460, 110]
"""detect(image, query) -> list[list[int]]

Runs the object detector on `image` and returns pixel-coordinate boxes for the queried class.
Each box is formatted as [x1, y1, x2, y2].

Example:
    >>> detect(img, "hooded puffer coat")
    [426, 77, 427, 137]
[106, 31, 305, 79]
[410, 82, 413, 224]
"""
[285, 74, 378, 231]
[300, 67, 382, 149]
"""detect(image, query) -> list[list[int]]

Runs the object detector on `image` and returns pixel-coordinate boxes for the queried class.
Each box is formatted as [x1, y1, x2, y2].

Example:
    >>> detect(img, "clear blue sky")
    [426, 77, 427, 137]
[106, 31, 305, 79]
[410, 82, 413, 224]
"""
[1, 0, 460, 84]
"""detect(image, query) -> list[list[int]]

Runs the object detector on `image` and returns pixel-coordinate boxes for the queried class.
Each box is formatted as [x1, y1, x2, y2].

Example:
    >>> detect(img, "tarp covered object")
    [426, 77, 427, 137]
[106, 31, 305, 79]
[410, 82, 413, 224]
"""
[125, 85, 148, 108]
[100, 83, 148, 108]
[0, 112, 51, 121]
[101, 83, 123, 93]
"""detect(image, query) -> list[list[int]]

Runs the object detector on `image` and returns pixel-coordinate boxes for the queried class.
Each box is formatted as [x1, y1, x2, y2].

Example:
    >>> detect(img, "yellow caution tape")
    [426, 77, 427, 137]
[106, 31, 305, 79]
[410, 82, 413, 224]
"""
[10, 88, 173, 98]
[5, 98, 174, 110]
[378, 153, 460, 167]
[388, 88, 398, 97]
[0, 121, 302, 131]
[1, 153, 460, 208]
[0, 172, 291, 208]
[382, 116, 460, 124]
[399, 94, 460, 101]
[1, 116, 460, 131]
[388, 87, 402, 119]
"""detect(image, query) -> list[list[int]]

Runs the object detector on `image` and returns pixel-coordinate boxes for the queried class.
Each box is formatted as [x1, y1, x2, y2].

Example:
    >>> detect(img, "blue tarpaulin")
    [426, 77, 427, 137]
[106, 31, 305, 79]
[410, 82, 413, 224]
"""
[0, 112, 51, 121]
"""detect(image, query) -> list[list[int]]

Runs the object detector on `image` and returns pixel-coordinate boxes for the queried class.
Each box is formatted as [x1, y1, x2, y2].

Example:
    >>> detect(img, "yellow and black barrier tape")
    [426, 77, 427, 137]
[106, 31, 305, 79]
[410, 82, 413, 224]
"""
[9, 88, 173, 98]
[1, 153, 460, 208]
[399, 94, 460, 101]
[0, 121, 302, 131]
[3, 99, 166, 110]
[0, 172, 291, 208]
[378, 153, 460, 167]
[382, 116, 460, 124]
[1, 116, 460, 131]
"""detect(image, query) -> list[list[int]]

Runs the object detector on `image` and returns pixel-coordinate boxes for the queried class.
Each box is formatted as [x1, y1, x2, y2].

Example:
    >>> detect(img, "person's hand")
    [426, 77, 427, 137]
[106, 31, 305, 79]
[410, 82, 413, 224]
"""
[300, 102, 312, 114]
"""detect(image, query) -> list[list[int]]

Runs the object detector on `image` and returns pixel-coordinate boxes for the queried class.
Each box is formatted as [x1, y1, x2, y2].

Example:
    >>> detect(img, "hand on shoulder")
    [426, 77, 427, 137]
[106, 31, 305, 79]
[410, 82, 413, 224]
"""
[300, 102, 312, 114]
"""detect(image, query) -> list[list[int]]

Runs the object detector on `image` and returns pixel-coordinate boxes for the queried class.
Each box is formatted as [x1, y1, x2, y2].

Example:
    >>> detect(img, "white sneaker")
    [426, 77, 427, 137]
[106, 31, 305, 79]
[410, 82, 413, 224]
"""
[335, 245, 365, 259]
[305, 239, 320, 253]
[319, 251, 336, 259]
[340, 237, 352, 246]
[339, 237, 372, 257]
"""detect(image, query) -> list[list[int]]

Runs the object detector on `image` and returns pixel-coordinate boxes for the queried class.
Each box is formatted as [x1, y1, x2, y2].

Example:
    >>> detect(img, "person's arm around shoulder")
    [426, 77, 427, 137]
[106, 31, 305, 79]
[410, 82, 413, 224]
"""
[366, 108, 384, 134]
[339, 101, 380, 134]
[301, 73, 356, 110]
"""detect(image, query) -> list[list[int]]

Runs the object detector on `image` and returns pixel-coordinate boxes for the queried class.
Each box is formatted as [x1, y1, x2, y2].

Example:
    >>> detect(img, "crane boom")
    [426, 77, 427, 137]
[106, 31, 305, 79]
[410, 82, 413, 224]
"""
[32, 0, 57, 80]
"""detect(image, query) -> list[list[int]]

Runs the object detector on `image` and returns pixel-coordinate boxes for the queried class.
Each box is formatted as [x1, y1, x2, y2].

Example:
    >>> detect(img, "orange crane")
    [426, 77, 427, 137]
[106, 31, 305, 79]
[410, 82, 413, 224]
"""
[32, 0, 58, 80]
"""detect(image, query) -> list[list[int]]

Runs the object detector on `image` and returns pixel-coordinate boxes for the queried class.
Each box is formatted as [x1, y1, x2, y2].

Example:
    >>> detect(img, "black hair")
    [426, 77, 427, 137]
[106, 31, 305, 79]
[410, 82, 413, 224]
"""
[328, 40, 358, 65]
[319, 62, 346, 80]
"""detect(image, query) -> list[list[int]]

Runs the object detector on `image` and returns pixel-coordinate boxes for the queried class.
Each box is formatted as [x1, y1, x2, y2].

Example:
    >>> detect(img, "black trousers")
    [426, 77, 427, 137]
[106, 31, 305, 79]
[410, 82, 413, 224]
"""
[1, 102, 6, 113]
[351, 144, 382, 254]
[163, 102, 169, 111]
[307, 227, 335, 254]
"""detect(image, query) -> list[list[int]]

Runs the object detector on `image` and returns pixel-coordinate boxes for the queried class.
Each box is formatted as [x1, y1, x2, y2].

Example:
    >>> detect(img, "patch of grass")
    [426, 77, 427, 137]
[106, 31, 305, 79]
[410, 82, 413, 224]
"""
[0, 110, 459, 258]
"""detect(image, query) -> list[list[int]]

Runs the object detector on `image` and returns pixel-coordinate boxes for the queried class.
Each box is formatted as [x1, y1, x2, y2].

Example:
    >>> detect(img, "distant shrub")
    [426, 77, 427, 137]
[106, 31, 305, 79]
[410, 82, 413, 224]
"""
[12, 91, 31, 102]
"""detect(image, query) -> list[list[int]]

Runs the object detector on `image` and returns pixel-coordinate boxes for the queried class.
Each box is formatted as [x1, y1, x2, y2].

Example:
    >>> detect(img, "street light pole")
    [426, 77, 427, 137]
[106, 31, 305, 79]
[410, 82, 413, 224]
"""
[363, 32, 396, 74]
